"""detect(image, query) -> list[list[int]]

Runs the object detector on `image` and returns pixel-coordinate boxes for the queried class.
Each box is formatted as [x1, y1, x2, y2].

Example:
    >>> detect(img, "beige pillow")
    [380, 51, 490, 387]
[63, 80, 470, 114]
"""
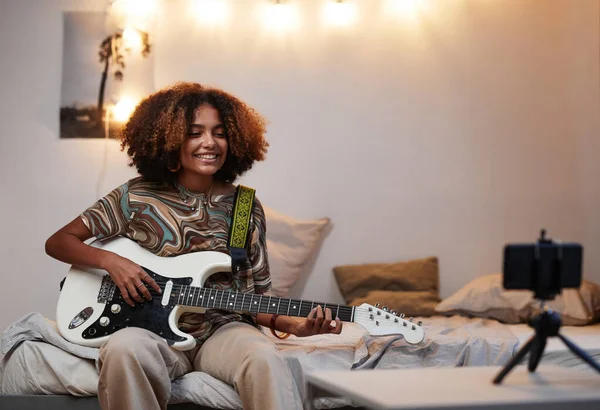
[333, 256, 439, 304]
[263, 205, 330, 298]
[435, 273, 600, 325]
[351, 290, 440, 317]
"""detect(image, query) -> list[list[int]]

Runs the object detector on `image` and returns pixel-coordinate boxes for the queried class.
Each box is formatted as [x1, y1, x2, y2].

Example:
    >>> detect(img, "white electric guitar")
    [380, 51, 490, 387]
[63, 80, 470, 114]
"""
[56, 237, 425, 351]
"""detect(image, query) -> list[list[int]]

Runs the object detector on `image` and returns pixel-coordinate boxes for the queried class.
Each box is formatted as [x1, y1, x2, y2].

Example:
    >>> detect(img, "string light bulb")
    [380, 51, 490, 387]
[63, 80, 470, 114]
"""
[194, 0, 228, 25]
[112, 97, 137, 123]
[122, 26, 143, 50]
[260, 0, 300, 32]
[106, 0, 157, 32]
[322, 0, 358, 27]
[385, 0, 431, 17]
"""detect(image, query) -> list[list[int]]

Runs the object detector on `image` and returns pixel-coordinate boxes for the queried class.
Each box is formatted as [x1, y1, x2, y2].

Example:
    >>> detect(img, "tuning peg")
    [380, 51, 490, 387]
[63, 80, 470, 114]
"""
[399, 313, 405, 318]
[382, 306, 388, 312]
[390, 309, 397, 316]
[417, 321, 423, 326]
[409, 317, 413, 322]
[375, 303, 380, 308]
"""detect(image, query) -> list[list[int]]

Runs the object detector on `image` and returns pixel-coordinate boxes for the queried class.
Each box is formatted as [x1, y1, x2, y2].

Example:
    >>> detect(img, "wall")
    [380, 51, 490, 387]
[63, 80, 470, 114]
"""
[0, 0, 598, 335]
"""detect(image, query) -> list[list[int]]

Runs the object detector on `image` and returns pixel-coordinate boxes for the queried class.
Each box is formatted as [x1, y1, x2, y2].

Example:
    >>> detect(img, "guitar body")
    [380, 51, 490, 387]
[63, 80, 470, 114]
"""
[56, 237, 231, 351]
[57, 237, 426, 351]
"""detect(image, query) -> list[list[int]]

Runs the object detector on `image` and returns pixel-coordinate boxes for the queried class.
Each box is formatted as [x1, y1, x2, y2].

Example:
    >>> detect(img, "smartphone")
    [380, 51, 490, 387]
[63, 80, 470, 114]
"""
[503, 242, 583, 298]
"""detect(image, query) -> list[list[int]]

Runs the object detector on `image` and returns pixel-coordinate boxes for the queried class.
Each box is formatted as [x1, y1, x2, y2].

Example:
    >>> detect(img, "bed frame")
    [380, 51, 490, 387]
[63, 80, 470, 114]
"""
[0, 395, 365, 410]
[0, 396, 211, 409]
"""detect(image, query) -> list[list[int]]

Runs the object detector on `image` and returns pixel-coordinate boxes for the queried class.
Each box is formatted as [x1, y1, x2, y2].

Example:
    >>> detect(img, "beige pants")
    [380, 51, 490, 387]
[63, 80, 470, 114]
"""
[97, 321, 302, 410]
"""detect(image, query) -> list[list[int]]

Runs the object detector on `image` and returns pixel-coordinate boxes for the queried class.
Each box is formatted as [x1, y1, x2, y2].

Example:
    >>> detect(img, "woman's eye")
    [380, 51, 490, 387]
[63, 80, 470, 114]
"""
[214, 133, 225, 138]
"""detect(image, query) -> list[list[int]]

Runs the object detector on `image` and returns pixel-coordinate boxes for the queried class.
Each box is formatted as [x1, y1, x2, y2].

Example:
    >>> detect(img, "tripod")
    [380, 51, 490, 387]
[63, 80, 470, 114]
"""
[493, 305, 600, 384]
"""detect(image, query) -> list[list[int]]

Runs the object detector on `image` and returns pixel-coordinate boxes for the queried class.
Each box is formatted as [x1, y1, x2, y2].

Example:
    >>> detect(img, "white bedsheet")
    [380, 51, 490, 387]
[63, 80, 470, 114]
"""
[0, 313, 369, 409]
[2, 313, 600, 409]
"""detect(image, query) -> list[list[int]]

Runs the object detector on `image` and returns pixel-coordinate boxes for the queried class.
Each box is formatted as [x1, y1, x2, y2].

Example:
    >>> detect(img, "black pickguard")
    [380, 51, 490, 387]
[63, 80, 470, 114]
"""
[81, 269, 193, 346]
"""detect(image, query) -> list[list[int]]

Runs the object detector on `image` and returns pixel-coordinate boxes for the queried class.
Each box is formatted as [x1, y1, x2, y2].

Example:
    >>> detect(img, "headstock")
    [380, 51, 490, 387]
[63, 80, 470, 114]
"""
[353, 303, 425, 344]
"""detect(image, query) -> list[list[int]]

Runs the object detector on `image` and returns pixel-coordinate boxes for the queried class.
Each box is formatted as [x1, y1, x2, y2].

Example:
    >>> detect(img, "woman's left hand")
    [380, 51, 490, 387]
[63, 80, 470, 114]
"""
[294, 305, 343, 337]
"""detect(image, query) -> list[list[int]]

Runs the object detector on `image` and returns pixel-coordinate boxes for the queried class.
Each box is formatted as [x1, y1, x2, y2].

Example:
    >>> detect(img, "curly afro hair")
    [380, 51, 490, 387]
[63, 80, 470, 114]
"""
[120, 82, 269, 183]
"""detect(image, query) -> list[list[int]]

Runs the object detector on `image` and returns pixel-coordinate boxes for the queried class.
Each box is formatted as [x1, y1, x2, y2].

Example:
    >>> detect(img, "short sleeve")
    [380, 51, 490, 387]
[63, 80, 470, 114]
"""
[248, 198, 271, 295]
[80, 182, 131, 240]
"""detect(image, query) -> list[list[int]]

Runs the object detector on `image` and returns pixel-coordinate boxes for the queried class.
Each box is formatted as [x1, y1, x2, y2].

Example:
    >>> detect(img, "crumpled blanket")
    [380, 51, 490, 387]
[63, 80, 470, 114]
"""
[352, 315, 520, 371]
[0, 312, 380, 409]
[0, 312, 523, 409]
[1, 312, 99, 364]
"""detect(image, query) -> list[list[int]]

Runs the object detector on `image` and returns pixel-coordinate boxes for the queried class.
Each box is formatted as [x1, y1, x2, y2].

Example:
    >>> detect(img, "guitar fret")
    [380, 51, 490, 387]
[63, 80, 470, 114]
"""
[195, 287, 203, 308]
[241, 293, 246, 312]
[219, 290, 225, 309]
[253, 294, 260, 314]
[207, 289, 213, 308]
[277, 297, 281, 314]
[286, 299, 291, 316]
[180, 285, 187, 305]
[249, 294, 255, 314]
[188, 287, 194, 306]
[288, 299, 298, 316]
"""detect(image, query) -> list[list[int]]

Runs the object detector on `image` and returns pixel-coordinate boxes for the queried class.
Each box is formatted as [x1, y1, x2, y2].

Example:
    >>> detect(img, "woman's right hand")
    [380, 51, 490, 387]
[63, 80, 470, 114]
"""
[103, 253, 162, 307]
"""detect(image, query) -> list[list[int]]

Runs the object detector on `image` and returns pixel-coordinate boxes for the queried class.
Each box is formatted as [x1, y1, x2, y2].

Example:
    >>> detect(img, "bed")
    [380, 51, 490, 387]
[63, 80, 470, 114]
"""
[2, 209, 599, 409]
[2, 311, 600, 410]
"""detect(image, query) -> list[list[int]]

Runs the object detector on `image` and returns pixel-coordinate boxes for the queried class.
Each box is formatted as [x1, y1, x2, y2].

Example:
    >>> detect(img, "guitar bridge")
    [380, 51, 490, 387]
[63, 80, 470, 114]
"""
[98, 275, 116, 303]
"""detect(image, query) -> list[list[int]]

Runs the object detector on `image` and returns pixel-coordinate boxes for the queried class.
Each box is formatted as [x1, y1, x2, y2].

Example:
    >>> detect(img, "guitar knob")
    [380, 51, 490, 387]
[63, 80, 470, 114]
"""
[99, 317, 110, 327]
[111, 304, 122, 314]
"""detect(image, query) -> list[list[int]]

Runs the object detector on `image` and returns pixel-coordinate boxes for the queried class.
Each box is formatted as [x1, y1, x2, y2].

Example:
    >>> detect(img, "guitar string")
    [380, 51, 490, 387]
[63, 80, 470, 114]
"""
[129, 281, 355, 314]
[109, 281, 419, 326]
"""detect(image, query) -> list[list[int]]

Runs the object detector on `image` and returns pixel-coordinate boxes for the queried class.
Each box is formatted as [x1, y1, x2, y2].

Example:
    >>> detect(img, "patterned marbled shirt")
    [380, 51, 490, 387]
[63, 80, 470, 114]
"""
[80, 176, 271, 346]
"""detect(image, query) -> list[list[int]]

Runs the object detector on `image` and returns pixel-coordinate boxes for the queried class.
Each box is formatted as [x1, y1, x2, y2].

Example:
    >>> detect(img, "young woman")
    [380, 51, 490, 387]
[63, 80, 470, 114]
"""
[45, 82, 342, 410]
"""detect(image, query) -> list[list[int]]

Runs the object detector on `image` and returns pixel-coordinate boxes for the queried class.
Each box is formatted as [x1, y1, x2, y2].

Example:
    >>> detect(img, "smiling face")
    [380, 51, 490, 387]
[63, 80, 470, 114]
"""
[177, 104, 228, 191]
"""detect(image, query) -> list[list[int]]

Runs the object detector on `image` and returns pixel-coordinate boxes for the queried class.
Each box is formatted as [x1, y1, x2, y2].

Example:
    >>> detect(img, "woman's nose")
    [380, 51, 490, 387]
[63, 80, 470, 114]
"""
[201, 133, 216, 148]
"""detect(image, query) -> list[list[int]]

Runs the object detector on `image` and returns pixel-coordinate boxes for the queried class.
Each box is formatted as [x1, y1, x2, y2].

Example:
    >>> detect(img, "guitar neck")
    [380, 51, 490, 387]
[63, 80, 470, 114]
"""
[172, 284, 355, 322]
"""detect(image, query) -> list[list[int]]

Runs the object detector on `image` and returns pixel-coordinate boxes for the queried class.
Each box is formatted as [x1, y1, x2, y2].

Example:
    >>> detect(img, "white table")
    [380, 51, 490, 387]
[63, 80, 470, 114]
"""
[305, 365, 600, 410]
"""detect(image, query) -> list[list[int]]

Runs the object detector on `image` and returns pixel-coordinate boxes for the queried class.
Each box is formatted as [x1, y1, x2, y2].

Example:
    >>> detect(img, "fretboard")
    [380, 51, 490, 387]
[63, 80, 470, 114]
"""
[171, 284, 355, 322]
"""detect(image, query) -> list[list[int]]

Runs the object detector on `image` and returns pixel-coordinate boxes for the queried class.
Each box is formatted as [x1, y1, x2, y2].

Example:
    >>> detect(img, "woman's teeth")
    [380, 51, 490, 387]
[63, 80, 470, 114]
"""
[194, 154, 217, 159]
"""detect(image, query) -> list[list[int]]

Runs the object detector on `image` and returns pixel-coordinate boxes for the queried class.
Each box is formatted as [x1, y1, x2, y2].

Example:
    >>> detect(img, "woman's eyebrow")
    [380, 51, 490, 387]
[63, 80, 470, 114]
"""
[189, 123, 224, 129]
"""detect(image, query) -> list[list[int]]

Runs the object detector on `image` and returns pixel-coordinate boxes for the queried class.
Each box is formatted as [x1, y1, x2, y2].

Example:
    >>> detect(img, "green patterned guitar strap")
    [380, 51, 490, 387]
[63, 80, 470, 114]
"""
[228, 185, 256, 271]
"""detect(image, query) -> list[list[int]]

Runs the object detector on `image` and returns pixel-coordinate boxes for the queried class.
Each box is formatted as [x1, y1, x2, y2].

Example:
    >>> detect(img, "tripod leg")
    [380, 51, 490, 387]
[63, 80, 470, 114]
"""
[493, 337, 534, 384]
[558, 334, 600, 373]
[528, 334, 546, 372]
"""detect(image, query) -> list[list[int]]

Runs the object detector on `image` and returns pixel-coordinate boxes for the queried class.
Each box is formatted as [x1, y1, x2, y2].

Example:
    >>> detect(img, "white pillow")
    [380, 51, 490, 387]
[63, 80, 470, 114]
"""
[263, 205, 330, 298]
[435, 273, 600, 325]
